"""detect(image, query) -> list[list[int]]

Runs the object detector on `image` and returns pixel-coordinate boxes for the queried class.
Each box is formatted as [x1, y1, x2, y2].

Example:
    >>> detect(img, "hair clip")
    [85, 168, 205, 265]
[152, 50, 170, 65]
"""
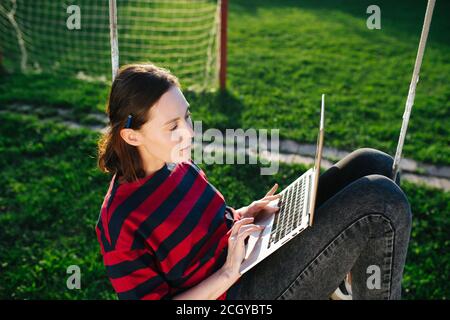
[125, 114, 132, 128]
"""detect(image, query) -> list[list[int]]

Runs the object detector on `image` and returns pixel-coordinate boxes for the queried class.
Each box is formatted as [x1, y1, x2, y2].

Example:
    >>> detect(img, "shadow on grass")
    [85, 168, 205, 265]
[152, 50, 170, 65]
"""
[0, 72, 249, 133]
[184, 87, 247, 131]
[231, 0, 450, 47]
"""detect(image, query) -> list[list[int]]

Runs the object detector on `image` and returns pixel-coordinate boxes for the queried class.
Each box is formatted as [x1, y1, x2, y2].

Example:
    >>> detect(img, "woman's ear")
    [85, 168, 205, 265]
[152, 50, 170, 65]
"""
[119, 128, 142, 147]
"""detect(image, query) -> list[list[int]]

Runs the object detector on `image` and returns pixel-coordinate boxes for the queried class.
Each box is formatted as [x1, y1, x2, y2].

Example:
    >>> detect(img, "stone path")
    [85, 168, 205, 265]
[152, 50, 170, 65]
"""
[2, 104, 449, 191]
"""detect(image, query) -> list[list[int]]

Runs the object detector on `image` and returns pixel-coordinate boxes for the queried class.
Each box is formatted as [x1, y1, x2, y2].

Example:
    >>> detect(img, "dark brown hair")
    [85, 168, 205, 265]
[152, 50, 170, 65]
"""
[97, 63, 180, 183]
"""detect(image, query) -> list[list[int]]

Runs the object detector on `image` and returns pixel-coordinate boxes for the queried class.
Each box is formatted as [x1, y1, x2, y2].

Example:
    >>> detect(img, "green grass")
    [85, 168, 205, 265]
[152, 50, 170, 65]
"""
[226, 0, 450, 166]
[0, 111, 448, 299]
[1, 0, 449, 165]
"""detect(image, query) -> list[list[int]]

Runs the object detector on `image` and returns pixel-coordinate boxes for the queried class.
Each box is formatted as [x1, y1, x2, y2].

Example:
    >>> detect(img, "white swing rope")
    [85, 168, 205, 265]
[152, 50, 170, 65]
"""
[392, 0, 436, 182]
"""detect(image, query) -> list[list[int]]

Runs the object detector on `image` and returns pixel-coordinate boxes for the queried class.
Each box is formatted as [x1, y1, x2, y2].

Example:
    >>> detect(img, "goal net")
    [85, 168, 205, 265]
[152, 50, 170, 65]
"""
[0, 0, 221, 90]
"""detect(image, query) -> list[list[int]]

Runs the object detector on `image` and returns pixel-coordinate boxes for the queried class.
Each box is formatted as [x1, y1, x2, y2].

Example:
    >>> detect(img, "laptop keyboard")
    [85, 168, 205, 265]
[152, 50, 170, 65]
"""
[268, 173, 312, 248]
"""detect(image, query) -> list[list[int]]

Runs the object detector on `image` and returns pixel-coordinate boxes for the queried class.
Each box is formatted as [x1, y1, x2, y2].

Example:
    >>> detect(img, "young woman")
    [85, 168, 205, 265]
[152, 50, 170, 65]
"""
[96, 63, 412, 300]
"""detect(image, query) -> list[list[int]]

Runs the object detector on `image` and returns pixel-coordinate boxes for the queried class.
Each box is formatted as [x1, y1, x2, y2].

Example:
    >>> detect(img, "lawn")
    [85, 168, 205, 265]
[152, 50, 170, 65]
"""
[1, 0, 449, 165]
[0, 111, 448, 299]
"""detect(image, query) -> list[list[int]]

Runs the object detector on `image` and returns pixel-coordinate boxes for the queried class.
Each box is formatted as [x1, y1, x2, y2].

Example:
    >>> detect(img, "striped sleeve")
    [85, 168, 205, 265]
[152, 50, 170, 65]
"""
[103, 249, 171, 300]
[189, 159, 207, 178]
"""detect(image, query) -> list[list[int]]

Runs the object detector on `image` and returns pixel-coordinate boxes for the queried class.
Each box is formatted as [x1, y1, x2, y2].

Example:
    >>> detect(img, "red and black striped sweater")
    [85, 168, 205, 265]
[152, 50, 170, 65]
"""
[96, 160, 240, 299]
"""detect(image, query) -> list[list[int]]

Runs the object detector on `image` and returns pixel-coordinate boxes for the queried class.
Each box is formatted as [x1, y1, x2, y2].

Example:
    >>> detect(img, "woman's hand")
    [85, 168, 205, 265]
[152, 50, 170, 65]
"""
[222, 217, 265, 278]
[236, 184, 281, 220]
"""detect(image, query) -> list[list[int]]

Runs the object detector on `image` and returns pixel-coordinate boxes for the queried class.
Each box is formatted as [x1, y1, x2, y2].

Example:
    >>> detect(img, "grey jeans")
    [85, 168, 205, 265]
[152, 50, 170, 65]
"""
[227, 148, 412, 300]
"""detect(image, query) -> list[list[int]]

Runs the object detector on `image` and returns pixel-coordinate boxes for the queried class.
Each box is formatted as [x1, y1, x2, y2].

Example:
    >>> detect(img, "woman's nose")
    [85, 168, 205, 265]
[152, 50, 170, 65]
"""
[185, 119, 194, 139]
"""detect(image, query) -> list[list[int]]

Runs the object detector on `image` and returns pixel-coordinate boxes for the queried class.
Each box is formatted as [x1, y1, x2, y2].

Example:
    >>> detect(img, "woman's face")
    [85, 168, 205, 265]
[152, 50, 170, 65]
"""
[121, 85, 194, 166]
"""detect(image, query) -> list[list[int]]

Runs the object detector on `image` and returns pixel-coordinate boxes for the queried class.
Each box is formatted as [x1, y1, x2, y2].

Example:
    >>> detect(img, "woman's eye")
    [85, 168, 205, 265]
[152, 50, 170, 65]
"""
[170, 112, 191, 131]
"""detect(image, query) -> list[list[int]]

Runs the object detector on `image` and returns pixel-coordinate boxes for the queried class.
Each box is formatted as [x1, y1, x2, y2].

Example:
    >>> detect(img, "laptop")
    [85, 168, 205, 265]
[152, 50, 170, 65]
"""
[239, 94, 325, 274]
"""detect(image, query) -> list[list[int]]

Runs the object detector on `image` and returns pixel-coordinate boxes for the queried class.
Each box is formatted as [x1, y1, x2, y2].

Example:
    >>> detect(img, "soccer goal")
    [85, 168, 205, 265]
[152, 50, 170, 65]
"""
[0, 0, 227, 90]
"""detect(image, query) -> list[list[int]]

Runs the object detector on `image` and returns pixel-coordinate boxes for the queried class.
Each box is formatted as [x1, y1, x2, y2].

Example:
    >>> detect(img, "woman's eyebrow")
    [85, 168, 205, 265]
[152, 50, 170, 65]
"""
[163, 106, 190, 126]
